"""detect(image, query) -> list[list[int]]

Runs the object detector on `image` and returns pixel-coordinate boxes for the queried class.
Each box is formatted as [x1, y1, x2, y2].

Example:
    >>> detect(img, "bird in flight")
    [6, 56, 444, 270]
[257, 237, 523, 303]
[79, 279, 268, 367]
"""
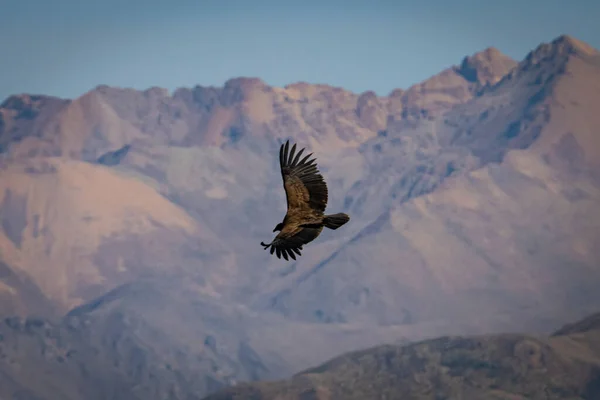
[261, 140, 350, 260]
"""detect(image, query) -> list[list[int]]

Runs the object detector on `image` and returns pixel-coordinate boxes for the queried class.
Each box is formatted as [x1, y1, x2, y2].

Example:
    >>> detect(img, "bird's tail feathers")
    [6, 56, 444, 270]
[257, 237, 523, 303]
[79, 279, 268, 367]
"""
[323, 213, 350, 230]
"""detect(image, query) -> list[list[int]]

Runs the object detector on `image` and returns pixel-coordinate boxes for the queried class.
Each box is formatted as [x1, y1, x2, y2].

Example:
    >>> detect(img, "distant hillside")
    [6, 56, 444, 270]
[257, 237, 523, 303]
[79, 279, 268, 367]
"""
[0, 277, 413, 400]
[0, 157, 227, 313]
[204, 311, 600, 400]
[0, 278, 275, 400]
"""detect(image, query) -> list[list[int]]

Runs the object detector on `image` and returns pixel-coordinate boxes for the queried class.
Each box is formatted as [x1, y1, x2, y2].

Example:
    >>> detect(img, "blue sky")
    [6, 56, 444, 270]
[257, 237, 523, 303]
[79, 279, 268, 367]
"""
[1, 0, 599, 101]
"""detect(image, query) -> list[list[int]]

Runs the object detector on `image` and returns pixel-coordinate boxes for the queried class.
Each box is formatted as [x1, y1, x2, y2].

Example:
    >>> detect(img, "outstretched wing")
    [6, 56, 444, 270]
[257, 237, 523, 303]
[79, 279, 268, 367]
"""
[261, 226, 323, 260]
[279, 140, 328, 213]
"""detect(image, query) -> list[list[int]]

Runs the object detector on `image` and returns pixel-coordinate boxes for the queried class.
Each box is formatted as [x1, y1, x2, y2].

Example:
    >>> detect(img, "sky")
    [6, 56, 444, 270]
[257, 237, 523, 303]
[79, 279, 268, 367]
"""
[1, 0, 599, 101]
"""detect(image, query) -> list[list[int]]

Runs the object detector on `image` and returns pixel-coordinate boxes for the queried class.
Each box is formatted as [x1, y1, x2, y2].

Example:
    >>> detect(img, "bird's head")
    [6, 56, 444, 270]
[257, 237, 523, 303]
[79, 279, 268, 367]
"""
[273, 222, 284, 232]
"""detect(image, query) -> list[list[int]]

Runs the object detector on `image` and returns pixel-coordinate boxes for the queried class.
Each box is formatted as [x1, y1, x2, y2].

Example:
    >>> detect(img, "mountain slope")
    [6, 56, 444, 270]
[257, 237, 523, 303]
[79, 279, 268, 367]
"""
[204, 312, 600, 400]
[0, 279, 286, 400]
[255, 34, 600, 329]
[0, 277, 423, 400]
[0, 157, 226, 313]
[0, 260, 54, 317]
[259, 148, 600, 327]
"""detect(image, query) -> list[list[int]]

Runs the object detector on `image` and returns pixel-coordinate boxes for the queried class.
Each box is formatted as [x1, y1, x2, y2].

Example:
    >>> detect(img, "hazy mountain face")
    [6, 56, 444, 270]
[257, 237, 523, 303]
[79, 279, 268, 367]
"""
[0, 34, 599, 399]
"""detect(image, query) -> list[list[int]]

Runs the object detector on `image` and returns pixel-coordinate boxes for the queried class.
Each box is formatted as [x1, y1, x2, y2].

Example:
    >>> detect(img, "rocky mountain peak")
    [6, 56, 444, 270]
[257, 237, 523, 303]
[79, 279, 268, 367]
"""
[223, 76, 267, 89]
[521, 34, 599, 72]
[551, 34, 599, 56]
[457, 47, 518, 85]
[0, 94, 65, 116]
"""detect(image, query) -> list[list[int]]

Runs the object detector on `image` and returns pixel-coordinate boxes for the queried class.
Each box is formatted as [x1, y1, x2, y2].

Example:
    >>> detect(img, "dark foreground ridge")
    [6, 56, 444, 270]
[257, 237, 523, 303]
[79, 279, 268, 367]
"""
[203, 311, 600, 400]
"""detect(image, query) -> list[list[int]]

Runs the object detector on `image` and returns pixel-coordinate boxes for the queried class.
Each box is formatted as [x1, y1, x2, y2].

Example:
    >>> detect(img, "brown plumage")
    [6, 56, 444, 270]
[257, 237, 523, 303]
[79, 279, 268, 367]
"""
[261, 140, 350, 260]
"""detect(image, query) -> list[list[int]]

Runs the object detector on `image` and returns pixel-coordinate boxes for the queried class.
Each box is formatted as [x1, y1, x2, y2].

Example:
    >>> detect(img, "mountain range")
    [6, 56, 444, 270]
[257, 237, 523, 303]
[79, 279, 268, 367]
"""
[0, 33, 599, 399]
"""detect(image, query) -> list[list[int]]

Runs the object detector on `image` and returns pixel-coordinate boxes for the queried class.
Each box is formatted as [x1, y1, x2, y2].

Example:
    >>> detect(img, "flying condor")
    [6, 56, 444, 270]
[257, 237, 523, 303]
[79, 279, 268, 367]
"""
[261, 140, 350, 260]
